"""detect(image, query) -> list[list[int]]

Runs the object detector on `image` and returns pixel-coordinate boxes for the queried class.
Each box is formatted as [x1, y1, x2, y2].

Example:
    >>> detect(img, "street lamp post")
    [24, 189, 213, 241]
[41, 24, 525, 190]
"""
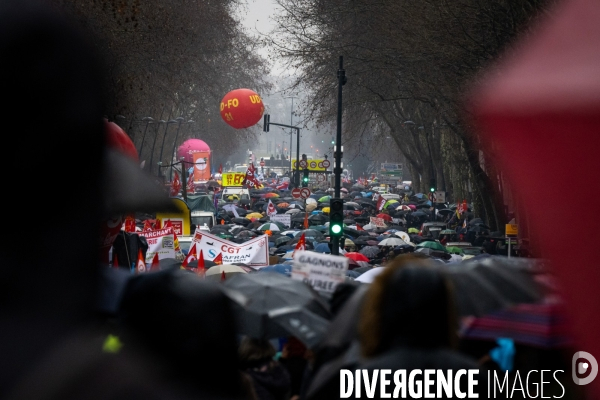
[169, 118, 194, 181]
[158, 119, 179, 177]
[284, 96, 296, 173]
[148, 120, 166, 175]
[138, 117, 154, 158]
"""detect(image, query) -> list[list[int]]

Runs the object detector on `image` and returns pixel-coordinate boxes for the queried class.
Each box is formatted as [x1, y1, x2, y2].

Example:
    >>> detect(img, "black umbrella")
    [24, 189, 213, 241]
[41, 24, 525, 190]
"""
[411, 211, 427, 218]
[441, 256, 546, 317]
[437, 208, 454, 216]
[232, 217, 251, 226]
[308, 214, 328, 224]
[358, 245, 379, 258]
[295, 229, 325, 241]
[157, 257, 182, 270]
[222, 272, 331, 348]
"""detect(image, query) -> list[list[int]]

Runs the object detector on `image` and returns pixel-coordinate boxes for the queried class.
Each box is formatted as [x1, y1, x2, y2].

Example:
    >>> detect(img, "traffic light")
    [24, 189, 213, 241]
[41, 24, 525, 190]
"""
[329, 198, 344, 237]
[429, 178, 436, 192]
[263, 114, 270, 132]
[302, 168, 309, 187]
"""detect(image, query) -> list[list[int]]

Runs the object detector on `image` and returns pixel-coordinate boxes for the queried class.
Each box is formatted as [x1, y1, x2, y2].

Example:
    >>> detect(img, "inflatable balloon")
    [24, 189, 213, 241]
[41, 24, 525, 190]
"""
[178, 139, 212, 181]
[105, 119, 139, 162]
[220, 88, 264, 129]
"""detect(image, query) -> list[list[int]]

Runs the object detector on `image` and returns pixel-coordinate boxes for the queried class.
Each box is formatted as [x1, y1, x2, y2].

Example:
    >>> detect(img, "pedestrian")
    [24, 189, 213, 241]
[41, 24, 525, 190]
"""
[356, 255, 488, 398]
[238, 337, 292, 400]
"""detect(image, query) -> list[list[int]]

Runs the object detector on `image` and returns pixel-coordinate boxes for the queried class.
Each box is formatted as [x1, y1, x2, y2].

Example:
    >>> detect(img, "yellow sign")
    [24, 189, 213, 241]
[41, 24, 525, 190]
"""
[506, 224, 519, 236]
[221, 172, 246, 187]
[156, 198, 191, 235]
[292, 159, 329, 171]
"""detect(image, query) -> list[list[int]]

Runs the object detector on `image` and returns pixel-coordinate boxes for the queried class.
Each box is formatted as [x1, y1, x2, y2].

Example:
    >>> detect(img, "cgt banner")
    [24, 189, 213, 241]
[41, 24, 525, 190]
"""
[190, 228, 269, 267]
[138, 226, 176, 262]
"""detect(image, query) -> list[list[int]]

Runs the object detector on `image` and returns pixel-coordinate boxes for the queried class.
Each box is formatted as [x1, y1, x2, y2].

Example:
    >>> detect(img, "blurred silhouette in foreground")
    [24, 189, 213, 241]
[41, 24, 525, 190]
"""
[356, 255, 486, 399]
[0, 1, 242, 398]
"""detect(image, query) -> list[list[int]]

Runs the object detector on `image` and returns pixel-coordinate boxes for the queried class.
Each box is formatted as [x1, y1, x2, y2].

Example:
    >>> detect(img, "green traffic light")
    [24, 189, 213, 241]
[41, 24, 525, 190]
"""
[331, 224, 342, 234]
[430, 187, 435, 192]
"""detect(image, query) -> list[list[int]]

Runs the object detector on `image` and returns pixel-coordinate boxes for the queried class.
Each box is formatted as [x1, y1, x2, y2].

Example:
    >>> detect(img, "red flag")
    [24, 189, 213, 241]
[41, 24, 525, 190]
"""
[376, 195, 386, 211]
[356, 224, 364, 231]
[136, 249, 146, 274]
[182, 243, 198, 268]
[196, 249, 206, 276]
[462, 199, 468, 213]
[266, 199, 277, 217]
[170, 171, 181, 197]
[303, 212, 309, 229]
[220, 270, 226, 282]
[218, 163, 223, 174]
[293, 233, 306, 258]
[150, 253, 160, 271]
[213, 252, 223, 265]
[142, 220, 153, 231]
[124, 215, 136, 232]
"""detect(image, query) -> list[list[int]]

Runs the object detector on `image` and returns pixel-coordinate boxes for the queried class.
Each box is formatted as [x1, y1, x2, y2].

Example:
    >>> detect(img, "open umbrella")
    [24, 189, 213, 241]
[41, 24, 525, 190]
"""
[375, 213, 393, 222]
[258, 222, 286, 232]
[263, 193, 279, 199]
[378, 237, 408, 247]
[344, 252, 369, 262]
[318, 195, 331, 203]
[459, 301, 572, 349]
[285, 208, 301, 214]
[277, 202, 290, 208]
[245, 212, 264, 220]
[416, 240, 447, 252]
[258, 264, 292, 277]
[358, 245, 380, 258]
[223, 272, 331, 348]
[442, 256, 547, 317]
[205, 264, 248, 281]
[383, 199, 399, 209]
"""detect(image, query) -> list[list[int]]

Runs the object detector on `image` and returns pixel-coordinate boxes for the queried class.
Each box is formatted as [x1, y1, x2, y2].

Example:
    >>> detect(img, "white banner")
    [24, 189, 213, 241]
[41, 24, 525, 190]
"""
[270, 213, 291, 228]
[370, 216, 388, 228]
[190, 228, 269, 267]
[291, 251, 349, 294]
[138, 226, 176, 262]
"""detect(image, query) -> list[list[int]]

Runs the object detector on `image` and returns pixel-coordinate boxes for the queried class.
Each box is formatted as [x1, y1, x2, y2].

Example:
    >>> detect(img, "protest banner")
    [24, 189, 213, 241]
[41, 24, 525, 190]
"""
[370, 216, 388, 228]
[270, 213, 291, 228]
[190, 229, 269, 267]
[138, 226, 176, 262]
[291, 251, 349, 294]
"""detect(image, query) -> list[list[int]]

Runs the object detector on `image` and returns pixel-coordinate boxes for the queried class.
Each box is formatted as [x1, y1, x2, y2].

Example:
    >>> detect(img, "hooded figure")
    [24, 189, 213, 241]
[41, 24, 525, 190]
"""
[0, 2, 240, 398]
[356, 256, 486, 398]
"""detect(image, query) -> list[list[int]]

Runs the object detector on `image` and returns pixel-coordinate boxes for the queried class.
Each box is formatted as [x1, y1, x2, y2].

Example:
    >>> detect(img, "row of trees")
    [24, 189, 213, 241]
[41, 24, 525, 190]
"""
[266, 0, 558, 231]
[49, 0, 272, 174]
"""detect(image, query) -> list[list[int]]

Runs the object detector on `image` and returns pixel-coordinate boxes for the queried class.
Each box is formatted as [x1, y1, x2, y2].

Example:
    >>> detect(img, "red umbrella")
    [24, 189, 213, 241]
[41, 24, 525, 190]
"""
[344, 252, 370, 262]
[376, 213, 392, 222]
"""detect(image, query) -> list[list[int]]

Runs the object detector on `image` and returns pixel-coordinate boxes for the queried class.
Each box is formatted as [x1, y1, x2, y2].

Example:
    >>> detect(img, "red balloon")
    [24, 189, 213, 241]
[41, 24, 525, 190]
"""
[220, 88, 264, 129]
[105, 119, 139, 162]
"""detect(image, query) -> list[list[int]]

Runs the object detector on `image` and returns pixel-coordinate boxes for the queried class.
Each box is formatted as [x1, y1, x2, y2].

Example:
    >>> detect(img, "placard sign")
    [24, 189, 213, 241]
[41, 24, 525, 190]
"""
[138, 226, 176, 262]
[370, 216, 388, 228]
[192, 229, 269, 267]
[291, 251, 349, 294]
[270, 214, 291, 228]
